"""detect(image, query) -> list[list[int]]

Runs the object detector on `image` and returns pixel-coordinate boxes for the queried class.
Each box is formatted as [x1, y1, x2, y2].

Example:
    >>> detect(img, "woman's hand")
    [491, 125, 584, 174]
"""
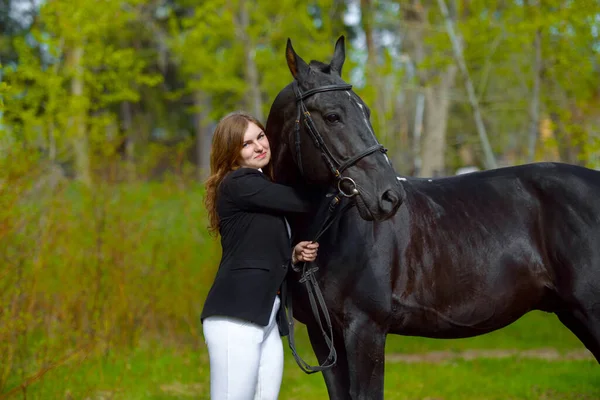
[292, 241, 319, 264]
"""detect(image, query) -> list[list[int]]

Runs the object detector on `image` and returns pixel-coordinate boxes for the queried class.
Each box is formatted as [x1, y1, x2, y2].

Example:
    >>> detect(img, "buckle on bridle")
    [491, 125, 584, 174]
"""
[337, 176, 359, 198]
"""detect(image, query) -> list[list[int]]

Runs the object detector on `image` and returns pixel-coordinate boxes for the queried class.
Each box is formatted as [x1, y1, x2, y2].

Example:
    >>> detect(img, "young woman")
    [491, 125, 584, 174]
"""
[201, 111, 319, 399]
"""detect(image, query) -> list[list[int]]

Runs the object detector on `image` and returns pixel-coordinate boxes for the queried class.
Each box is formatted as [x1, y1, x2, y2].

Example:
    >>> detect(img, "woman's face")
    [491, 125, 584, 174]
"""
[239, 122, 271, 169]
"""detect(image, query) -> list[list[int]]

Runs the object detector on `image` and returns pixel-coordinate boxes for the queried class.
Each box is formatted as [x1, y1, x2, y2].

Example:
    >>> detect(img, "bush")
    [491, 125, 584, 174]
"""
[0, 165, 220, 392]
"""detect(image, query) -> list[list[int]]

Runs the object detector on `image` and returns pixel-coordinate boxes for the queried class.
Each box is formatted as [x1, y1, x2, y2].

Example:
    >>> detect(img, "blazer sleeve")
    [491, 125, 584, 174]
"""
[226, 172, 311, 213]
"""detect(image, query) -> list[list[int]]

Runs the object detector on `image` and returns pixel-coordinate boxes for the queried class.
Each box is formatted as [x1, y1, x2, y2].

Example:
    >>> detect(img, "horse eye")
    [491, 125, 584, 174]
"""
[325, 113, 340, 124]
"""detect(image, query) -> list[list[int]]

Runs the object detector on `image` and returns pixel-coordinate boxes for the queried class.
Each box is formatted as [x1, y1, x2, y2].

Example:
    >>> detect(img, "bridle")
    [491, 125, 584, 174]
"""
[292, 80, 387, 198]
[285, 80, 388, 374]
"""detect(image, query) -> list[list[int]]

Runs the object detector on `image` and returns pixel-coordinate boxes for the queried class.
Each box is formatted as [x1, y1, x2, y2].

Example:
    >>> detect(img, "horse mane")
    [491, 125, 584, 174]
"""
[265, 57, 344, 199]
[309, 60, 331, 74]
[265, 83, 299, 185]
[265, 82, 328, 206]
[266, 61, 335, 148]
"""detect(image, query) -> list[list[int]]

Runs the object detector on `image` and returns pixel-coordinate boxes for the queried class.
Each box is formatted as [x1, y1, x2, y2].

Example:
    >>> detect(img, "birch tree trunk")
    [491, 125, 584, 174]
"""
[437, 0, 496, 169]
[412, 92, 425, 175]
[403, 1, 457, 177]
[421, 66, 457, 177]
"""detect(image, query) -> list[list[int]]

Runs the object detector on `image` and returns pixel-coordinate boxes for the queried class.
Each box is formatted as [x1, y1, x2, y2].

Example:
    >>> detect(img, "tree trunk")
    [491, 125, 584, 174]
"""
[120, 101, 136, 182]
[194, 90, 212, 181]
[328, 0, 347, 34]
[46, 38, 64, 164]
[527, 28, 542, 162]
[402, 1, 457, 177]
[361, 0, 376, 63]
[361, 0, 387, 141]
[68, 45, 91, 186]
[437, 0, 496, 169]
[420, 65, 457, 177]
[238, 0, 262, 121]
[550, 111, 582, 165]
[402, 1, 426, 175]
[412, 91, 425, 175]
[0, 52, 4, 148]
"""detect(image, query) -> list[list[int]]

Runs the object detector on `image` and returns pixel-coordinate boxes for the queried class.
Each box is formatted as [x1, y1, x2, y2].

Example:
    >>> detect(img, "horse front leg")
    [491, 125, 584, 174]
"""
[306, 320, 351, 399]
[343, 314, 387, 400]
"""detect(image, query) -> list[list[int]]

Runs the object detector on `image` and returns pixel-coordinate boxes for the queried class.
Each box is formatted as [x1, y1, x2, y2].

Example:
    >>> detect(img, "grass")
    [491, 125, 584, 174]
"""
[3, 312, 599, 400]
[384, 311, 585, 353]
[382, 359, 599, 400]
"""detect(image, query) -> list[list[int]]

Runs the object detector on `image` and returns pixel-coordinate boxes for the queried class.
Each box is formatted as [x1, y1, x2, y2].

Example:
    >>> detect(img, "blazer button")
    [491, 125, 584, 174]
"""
[282, 263, 288, 270]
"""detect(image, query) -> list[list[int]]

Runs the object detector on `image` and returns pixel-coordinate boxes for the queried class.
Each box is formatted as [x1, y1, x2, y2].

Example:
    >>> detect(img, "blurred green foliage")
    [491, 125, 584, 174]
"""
[2, 0, 600, 397]
[0, 170, 220, 394]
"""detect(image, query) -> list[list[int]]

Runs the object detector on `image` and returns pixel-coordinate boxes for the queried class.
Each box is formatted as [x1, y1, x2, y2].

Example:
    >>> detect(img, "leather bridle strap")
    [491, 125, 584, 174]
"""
[284, 193, 354, 374]
[292, 81, 387, 181]
[338, 144, 386, 173]
[296, 84, 352, 101]
[284, 80, 388, 373]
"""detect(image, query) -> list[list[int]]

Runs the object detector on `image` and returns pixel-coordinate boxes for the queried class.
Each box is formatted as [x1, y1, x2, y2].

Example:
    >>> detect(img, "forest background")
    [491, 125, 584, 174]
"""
[1, 0, 600, 398]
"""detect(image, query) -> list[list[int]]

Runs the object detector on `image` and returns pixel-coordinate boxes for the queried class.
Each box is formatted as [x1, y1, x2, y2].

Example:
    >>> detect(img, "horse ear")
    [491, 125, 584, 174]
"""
[330, 35, 346, 76]
[286, 38, 309, 81]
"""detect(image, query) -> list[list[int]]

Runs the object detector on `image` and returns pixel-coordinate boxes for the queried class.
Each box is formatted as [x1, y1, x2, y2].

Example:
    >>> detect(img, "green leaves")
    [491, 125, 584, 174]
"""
[3, 0, 165, 184]
[173, 0, 345, 119]
[430, 0, 600, 168]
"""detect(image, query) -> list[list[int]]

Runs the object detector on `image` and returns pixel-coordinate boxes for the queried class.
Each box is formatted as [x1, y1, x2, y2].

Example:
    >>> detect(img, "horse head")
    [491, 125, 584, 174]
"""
[266, 36, 405, 222]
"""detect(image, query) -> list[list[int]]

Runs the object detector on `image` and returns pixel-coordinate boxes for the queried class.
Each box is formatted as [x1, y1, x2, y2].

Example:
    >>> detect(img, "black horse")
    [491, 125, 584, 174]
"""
[266, 36, 600, 399]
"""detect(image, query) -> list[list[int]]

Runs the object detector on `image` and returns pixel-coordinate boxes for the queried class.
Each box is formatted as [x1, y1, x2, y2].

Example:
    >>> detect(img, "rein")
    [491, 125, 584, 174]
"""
[285, 191, 353, 374]
[284, 80, 387, 374]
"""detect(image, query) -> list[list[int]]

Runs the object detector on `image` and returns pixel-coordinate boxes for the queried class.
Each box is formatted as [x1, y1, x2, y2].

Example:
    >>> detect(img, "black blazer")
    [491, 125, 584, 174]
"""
[200, 168, 310, 335]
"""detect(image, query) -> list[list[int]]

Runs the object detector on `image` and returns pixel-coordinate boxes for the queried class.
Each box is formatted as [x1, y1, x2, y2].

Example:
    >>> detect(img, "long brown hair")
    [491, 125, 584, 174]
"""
[204, 111, 272, 235]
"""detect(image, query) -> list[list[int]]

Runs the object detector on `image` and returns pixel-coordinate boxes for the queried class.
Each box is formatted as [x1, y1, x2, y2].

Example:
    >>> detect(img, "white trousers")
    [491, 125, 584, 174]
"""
[203, 296, 283, 400]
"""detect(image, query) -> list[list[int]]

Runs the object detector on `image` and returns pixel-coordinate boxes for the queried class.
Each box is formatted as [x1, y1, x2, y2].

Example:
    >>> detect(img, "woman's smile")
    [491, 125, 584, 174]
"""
[239, 122, 271, 169]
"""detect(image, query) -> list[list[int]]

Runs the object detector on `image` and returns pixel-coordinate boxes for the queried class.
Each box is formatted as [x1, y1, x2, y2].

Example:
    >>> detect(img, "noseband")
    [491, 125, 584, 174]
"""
[293, 81, 387, 197]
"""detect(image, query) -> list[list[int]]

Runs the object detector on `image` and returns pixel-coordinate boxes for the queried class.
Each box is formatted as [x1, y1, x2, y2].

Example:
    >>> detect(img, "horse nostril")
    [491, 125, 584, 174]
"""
[380, 189, 400, 214]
